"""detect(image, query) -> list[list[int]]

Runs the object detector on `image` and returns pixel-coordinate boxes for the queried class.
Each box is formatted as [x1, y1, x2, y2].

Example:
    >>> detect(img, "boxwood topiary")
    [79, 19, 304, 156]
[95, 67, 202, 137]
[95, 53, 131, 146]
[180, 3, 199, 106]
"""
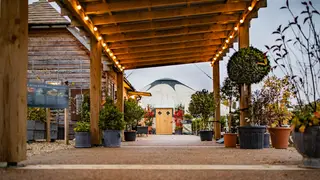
[227, 47, 271, 85]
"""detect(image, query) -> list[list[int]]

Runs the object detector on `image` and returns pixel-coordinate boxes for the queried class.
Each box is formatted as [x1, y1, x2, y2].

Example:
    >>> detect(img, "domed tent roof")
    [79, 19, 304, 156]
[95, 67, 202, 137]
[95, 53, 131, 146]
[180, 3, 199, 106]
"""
[141, 78, 195, 110]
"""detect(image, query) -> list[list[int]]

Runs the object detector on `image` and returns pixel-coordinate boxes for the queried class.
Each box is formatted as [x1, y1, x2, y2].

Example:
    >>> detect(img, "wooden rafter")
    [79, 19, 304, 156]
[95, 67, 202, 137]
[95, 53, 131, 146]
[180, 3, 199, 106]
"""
[91, 2, 248, 25]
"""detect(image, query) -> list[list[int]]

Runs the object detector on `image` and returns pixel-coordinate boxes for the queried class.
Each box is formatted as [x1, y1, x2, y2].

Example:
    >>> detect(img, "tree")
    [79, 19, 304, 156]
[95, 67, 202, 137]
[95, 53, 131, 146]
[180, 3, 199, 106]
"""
[188, 89, 215, 130]
[124, 99, 145, 131]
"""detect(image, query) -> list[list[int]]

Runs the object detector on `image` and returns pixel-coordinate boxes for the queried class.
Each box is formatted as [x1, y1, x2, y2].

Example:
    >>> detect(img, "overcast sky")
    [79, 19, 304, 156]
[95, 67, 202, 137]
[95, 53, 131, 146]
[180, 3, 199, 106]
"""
[28, 0, 320, 92]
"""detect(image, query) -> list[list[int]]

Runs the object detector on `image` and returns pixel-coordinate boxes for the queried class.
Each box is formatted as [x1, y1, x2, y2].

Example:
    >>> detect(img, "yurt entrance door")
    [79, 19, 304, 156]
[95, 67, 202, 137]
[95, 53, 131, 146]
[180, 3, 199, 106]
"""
[155, 108, 173, 135]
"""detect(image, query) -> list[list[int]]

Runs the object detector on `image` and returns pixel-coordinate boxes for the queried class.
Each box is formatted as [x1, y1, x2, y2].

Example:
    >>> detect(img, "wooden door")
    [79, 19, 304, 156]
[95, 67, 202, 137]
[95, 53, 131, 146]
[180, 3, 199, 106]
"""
[156, 108, 173, 135]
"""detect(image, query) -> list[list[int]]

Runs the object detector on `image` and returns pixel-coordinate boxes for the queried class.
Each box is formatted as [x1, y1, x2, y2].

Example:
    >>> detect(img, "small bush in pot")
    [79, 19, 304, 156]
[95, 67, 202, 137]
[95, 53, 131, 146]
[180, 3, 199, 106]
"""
[99, 98, 125, 147]
[174, 108, 184, 135]
[74, 121, 91, 148]
[124, 99, 144, 141]
[189, 89, 215, 141]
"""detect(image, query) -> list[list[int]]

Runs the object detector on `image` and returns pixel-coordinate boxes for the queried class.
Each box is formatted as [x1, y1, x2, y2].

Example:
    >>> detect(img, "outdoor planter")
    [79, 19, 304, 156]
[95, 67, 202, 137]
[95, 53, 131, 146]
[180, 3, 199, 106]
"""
[103, 130, 121, 147]
[264, 133, 270, 148]
[199, 130, 213, 141]
[124, 131, 136, 141]
[175, 129, 182, 135]
[293, 126, 320, 168]
[27, 120, 58, 141]
[224, 133, 237, 148]
[137, 126, 148, 136]
[238, 126, 265, 149]
[268, 127, 291, 149]
[75, 132, 91, 148]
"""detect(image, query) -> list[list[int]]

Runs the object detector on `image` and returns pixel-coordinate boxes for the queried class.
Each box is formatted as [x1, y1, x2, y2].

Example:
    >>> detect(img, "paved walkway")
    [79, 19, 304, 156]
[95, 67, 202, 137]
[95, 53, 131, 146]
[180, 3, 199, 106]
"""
[1, 135, 319, 180]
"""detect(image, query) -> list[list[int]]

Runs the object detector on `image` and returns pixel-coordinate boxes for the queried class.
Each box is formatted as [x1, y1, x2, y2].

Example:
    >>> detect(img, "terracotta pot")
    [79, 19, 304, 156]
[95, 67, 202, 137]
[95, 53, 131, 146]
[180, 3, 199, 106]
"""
[268, 127, 291, 149]
[224, 133, 237, 148]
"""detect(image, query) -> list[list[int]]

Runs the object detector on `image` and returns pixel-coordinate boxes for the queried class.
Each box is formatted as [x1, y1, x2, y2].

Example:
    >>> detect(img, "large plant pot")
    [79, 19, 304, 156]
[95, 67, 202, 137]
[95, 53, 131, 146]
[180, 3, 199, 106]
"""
[264, 133, 270, 148]
[224, 133, 237, 148]
[124, 131, 136, 141]
[199, 130, 213, 141]
[75, 132, 91, 148]
[103, 130, 121, 148]
[238, 126, 265, 149]
[175, 129, 182, 135]
[268, 127, 291, 149]
[293, 126, 320, 168]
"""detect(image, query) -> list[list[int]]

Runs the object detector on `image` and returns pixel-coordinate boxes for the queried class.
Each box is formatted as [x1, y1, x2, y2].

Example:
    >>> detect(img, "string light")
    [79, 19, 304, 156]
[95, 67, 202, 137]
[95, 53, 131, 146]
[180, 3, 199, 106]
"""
[102, 43, 106, 47]
[112, 56, 117, 60]
[226, 39, 229, 43]
[84, 16, 89, 21]
[216, 54, 219, 57]
[219, 51, 222, 54]
[98, 36, 102, 40]
[222, 46, 226, 50]
[248, 6, 253, 11]
[229, 35, 233, 39]
[234, 27, 238, 31]
[77, 5, 81, 10]
[106, 48, 110, 52]
[214, 57, 217, 61]
[122, 67, 125, 70]
[109, 52, 113, 56]
[94, 27, 98, 31]
[240, 19, 244, 24]
[116, 61, 119, 65]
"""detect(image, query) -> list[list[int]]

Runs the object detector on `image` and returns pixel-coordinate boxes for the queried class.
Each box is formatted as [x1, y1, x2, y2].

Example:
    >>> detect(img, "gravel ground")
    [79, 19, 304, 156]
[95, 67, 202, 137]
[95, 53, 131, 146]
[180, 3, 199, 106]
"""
[27, 140, 75, 158]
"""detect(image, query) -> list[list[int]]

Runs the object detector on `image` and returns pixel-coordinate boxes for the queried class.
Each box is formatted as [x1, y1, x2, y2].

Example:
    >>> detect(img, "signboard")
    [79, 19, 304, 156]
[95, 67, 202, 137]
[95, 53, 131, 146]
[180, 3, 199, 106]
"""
[27, 83, 69, 109]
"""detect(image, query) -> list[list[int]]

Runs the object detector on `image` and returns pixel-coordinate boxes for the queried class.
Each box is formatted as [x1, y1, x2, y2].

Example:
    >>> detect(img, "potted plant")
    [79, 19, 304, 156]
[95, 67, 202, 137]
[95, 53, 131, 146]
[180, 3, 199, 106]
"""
[99, 98, 125, 147]
[27, 107, 47, 141]
[74, 121, 91, 148]
[227, 46, 271, 149]
[266, 0, 320, 168]
[221, 77, 240, 148]
[124, 99, 145, 141]
[188, 89, 215, 141]
[142, 105, 154, 135]
[174, 108, 184, 135]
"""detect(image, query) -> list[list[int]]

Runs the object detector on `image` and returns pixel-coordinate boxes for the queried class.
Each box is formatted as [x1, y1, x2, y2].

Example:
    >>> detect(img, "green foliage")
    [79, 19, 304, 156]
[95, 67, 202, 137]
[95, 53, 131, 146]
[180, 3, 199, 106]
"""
[183, 113, 193, 120]
[227, 47, 271, 85]
[80, 93, 90, 122]
[74, 121, 90, 132]
[192, 118, 203, 132]
[188, 89, 215, 130]
[220, 115, 227, 130]
[124, 99, 145, 130]
[27, 107, 46, 122]
[221, 77, 240, 102]
[229, 110, 240, 133]
[99, 97, 125, 130]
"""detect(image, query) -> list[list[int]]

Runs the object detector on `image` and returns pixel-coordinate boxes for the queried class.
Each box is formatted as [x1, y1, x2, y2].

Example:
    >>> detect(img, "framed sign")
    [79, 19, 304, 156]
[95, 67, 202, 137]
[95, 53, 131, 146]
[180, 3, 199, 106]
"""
[27, 83, 69, 109]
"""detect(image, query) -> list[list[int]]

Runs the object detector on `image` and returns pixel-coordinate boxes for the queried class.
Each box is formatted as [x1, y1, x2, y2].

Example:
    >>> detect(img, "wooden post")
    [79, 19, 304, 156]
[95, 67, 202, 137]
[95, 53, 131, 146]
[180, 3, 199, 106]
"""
[116, 72, 125, 141]
[90, 37, 102, 145]
[213, 61, 221, 140]
[64, 108, 69, 145]
[0, 0, 28, 164]
[239, 20, 250, 126]
[46, 108, 51, 142]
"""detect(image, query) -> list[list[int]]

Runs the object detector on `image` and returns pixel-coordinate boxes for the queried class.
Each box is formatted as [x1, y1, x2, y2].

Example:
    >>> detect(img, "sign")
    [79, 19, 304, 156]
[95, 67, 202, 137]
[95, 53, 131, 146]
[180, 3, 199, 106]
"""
[27, 83, 69, 109]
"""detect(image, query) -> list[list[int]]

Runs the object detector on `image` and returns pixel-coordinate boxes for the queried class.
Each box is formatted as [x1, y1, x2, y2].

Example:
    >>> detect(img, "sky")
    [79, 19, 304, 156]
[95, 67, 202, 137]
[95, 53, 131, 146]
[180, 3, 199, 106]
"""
[28, 0, 320, 92]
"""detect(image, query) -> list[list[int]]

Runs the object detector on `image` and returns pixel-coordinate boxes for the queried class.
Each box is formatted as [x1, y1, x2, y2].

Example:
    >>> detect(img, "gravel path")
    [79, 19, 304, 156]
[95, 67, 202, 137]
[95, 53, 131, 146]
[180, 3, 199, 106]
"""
[27, 140, 75, 158]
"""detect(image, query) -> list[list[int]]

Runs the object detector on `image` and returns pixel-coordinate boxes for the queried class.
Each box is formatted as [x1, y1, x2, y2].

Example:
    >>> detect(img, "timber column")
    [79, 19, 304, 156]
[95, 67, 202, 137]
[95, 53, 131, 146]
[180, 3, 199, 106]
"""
[0, 0, 28, 164]
[239, 20, 250, 126]
[213, 61, 221, 139]
[90, 37, 102, 145]
[116, 72, 124, 141]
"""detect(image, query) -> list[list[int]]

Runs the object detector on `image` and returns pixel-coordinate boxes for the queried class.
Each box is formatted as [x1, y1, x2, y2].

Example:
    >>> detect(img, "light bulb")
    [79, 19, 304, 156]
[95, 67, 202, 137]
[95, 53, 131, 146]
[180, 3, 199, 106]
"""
[219, 51, 222, 54]
[222, 46, 226, 50]
[102, 43, 106, 47]
[94, 27, 98, 31]
[98, 36, 102, 40]
[240, 19, 244, 24]
[106, 48, 110, 52]
[248, 6, 253, 11]
[214, 57, 217, 61]
[112, 56, 116, 60]
[77, 5, 81, 10]
[122, 67, 125, 70]
[116, 61, 119, 65]
[234, 27, 238, 31]
[84, 16, 89, 21]
[109, 52, 113, 56]
[216, 54, 219, 57]
[226, 39, 229, 43]
[230, 35, 233, 39]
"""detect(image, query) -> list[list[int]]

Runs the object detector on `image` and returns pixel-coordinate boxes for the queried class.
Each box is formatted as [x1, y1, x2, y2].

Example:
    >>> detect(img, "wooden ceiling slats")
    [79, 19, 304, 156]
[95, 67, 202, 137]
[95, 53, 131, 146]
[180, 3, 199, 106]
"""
[91, 2, 247, 25]
[112, 40, 221, 54]
[103, 24, 233, 42]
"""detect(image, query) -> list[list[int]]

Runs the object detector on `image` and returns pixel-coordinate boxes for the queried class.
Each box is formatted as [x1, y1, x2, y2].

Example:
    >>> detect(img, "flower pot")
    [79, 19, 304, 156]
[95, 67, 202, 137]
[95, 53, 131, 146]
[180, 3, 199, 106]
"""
[103, 130, 121, 148]
[264, 133, 270, 148]
[238, 126, 265, 149]
[137, 126, 148, 135]
[224, 133, 237, 148]
[293, 126, 320, 168]
[75, 132, 91, 148]
[124, 131, 136, 141]
[199, 130, 213, 141]
[268, 127, 291, 149]
[148, 126, 152, 134]
[175, 129, 182, 135]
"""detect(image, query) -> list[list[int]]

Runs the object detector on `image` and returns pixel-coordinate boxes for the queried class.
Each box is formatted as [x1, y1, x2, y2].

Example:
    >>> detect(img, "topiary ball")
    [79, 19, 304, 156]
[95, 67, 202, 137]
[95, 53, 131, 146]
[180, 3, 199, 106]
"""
[227, 47, 271, 84]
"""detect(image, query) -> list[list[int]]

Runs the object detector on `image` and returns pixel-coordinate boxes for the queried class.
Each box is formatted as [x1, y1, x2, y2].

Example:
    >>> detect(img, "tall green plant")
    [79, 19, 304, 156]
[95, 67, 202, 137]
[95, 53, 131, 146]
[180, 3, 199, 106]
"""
[188, 89, 215, 130]
[99, 97, 125, 130]
[80, 94, 90, 122]
[124, 99, 145, 131]
[27, 107, 46, 122]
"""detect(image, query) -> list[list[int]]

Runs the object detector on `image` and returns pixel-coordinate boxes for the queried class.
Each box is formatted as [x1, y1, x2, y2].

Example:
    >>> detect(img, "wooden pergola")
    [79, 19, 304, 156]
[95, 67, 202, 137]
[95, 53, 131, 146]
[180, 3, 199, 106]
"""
[0, 0, 266, 164]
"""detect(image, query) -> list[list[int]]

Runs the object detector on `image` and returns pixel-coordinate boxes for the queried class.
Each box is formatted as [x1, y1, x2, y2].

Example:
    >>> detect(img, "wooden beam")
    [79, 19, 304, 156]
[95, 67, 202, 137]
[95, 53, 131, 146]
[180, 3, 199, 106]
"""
[109, 32, 227, 49]
[113, 39, 221, 54]
[99, 15, 239, 34]
[92, 2, 248, 25]
[213, 61, 221, 140]
[239, 20, 250, 127]
[90, 36, 102, 145]
[46, 108, 51, 142]
[0, 0, 28, 163]
[126, 57, 211, 69]
[116, 46, 217, 59]
[104, 24, 233, 42]
[121, 52, 215, 64]
[64, 108, 69, 145]
[86, 0, 226, 14]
